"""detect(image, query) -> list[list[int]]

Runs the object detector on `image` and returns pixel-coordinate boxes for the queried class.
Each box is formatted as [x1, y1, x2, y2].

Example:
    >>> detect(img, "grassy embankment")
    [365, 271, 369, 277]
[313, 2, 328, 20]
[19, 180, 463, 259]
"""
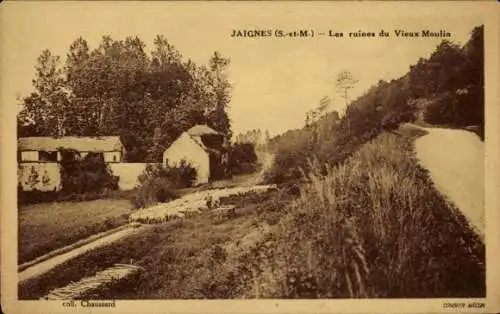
[251, 125, 484, 298]
[19, 125, 485, 299]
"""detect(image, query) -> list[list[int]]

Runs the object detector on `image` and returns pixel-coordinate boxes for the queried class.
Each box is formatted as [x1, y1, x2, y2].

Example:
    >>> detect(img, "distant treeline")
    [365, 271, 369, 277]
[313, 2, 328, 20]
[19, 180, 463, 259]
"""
[17, 35, 232, 162]
[266, 25, 483, 185]
[234, 129, 270, 146]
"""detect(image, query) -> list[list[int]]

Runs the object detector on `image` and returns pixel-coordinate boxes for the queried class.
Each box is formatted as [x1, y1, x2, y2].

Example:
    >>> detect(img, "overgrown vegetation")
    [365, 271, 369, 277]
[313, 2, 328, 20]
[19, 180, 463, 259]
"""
[266, 74, 415, 187]
[253, 127, 485, 298]
[131, 161, 197, 208]
[18, 150, 120, 205]
[410, 26, 484, 136]
[59, 149, 119, 194]
[230, 142, 259, 175]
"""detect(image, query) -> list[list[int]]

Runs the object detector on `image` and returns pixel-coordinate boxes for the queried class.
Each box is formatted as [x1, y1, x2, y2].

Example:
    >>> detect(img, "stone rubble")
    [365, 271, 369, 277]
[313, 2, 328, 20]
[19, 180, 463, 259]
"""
[129, 184, 277, 224]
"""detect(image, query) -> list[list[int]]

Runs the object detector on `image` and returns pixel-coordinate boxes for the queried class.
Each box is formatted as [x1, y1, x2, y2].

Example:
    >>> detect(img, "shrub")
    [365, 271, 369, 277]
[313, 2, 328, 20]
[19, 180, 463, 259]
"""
[132, 176, 177, 209]
[234, 162, 258, 175]
[423, 87, 484, 140]
[137, 161, 196, 188]
[59, 150, 118, 195]
[263, 149, 309, 186]
[230, 143, 259, 175]
[132, 161, 196, 208]
[166, 160, 197, 188]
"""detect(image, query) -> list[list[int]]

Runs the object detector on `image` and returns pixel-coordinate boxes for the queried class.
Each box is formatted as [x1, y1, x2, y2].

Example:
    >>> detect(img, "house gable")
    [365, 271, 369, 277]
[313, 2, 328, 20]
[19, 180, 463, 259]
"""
[163, 132, 210, 185]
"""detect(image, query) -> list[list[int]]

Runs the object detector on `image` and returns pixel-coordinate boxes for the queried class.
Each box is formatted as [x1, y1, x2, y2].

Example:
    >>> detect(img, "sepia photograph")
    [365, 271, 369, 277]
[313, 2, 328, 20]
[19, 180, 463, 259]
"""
[1, 1, 499, 313]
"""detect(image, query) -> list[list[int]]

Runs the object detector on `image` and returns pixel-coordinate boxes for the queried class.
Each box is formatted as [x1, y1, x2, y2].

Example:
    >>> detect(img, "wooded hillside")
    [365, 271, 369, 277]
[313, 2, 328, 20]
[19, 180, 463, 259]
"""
[266, 25, 484, 186]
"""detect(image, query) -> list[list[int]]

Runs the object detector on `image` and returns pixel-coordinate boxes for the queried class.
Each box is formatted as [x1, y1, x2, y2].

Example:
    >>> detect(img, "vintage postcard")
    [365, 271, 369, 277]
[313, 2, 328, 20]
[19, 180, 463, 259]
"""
[1, 1, 499, 313]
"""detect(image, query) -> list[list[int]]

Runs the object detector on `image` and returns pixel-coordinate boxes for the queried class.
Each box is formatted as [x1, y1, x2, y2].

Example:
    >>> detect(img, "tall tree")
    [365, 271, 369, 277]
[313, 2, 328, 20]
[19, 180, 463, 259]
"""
[336, 70, 358, 108]
[461, 26, 484, 128]
[335, 70, 358, 133]
[64, 37, 98, 135]
[206, 51, 232, 139]
[317, 95, 332, 115]
[18, 49, 69, 136]
[66, 37, 90, 97]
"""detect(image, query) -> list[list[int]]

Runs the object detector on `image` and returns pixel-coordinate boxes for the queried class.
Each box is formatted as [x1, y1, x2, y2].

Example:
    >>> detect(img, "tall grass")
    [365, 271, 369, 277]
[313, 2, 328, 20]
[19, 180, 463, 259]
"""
[259, 130, 484, 298]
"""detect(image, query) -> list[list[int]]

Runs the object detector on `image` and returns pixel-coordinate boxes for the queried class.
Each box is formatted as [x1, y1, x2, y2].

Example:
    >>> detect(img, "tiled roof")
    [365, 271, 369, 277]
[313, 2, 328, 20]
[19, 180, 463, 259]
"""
[186, 125, 220, 136]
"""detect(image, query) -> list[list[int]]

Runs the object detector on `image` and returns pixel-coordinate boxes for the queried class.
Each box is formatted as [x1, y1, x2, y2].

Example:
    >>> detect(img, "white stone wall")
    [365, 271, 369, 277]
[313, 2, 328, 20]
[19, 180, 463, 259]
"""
[18, 163, 62, 191]
[104, 151, 121, 163]
[18, 161, 149, 192]
[21, 151, 39, 162]
[109, 163, 148, 190]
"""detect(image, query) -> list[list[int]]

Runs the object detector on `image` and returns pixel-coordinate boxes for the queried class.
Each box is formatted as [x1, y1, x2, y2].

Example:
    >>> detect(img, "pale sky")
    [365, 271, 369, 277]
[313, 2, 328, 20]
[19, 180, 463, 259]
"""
[1, 2, 484, 137]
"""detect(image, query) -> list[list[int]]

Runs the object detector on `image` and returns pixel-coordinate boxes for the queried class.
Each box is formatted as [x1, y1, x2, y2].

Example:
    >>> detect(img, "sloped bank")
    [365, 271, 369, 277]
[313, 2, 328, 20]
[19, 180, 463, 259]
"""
[246, 125, 485, 298]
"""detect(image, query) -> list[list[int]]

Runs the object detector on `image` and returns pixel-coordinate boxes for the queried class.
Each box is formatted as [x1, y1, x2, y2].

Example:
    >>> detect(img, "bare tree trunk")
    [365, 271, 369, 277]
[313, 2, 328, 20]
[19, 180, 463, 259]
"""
[344, 90, 350, 134]
[57, 117, 65, 137]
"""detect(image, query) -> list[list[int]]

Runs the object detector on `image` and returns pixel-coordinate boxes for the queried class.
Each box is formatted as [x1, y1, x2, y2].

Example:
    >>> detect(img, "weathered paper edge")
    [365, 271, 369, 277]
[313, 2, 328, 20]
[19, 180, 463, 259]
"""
[1, 1, 498, 313]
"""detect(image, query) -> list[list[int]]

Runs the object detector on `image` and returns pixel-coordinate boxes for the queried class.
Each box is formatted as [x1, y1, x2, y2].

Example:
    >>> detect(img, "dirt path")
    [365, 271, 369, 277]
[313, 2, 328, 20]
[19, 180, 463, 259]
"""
[19, 225, 145, 283]
[244, 151, 275, 186]
[208, 151, 274, 188]
[19, 155, 275, 283]
[413, 126, 484, 239]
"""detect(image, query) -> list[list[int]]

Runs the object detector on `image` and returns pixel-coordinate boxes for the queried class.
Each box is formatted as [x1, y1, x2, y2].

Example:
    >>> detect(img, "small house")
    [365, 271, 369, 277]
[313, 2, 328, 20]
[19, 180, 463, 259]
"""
[163, 125, 229, 185]
[17, 136, 124, 163]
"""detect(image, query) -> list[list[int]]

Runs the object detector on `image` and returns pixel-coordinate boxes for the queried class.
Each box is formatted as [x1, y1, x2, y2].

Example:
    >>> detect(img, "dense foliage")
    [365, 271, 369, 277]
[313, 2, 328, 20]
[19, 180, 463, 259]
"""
[59, 150, 119, 195]
[17, 35, 232, 162]
[409, 27, 484, 135]
[230, 143, 259, 175]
